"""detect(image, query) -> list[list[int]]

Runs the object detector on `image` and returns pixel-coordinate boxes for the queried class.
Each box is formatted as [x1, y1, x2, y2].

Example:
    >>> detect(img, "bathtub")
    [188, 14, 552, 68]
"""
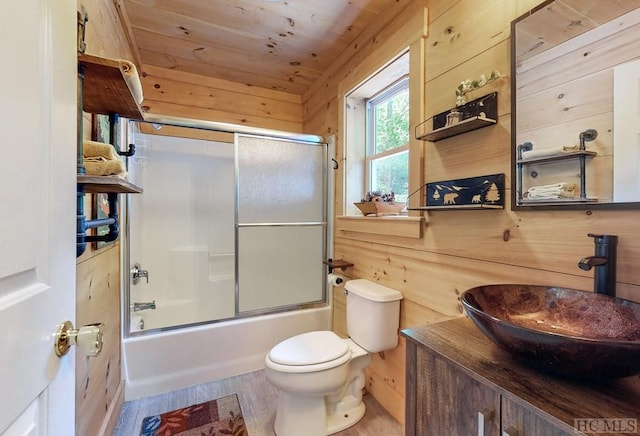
[122, 305, 331, 400]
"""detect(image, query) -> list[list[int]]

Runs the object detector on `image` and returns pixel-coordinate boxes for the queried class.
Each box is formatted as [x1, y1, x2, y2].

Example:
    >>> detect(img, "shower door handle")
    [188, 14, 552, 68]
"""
[131, 263, 149, 284]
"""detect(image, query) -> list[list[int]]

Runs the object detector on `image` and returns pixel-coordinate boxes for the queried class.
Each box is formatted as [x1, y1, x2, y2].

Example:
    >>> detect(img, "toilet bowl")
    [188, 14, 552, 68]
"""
[265, 331, 371, 435]
[264, 279, 402, 436]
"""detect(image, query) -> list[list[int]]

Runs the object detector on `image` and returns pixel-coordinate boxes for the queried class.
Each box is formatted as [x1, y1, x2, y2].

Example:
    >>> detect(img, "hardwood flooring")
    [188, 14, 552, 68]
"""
[114, 369, 403, 435]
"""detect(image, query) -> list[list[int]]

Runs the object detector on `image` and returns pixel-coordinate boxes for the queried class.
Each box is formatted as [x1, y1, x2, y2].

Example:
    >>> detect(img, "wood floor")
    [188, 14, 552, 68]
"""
[114, 369, 403, 435]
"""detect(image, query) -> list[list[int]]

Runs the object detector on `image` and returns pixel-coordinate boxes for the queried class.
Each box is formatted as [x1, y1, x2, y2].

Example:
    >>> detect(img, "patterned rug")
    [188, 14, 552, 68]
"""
[140, 393, 248, 436]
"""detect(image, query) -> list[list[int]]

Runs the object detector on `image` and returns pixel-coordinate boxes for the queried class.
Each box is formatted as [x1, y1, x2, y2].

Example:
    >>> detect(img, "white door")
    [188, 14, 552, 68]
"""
[0, 0, 76, 434]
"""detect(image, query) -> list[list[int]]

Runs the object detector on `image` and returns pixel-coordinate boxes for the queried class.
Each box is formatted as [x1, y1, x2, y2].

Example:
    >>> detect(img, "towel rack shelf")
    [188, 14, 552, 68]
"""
[78, 54, 144, 119]
[77, 51, 144, 256]
[516, 142, 598, 206]
[78, 175, 143, 194]
[517, 150, 597, 165]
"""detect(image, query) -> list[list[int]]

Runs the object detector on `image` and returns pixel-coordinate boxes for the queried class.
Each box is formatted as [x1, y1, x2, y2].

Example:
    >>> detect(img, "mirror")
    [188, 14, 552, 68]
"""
[511, 0, 640, 209]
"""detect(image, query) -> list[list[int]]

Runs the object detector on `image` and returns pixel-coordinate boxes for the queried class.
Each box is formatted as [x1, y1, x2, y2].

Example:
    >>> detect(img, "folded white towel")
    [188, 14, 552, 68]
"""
[120, 59, 144, 105]
[527, 190, 575, 199]
[528, 182, 574, 192]
[521, 145, 578, 160]
[526, 182, 575, 199]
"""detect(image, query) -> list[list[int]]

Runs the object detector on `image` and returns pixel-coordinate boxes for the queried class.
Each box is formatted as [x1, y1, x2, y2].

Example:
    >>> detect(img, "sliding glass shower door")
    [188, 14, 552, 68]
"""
[125, 123, 327, 335]
[236, 134, 327, 313]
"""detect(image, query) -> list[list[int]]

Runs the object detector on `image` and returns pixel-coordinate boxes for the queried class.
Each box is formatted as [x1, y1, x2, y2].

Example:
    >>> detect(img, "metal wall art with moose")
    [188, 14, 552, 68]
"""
[426, 173, 505, 209]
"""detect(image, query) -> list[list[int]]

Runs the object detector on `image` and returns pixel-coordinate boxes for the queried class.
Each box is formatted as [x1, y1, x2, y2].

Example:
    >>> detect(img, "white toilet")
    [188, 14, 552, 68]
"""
[264, 279, 403, 436]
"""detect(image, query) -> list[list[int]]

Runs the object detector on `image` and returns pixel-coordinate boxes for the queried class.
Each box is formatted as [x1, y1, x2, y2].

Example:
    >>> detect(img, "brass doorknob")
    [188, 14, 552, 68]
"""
[54, 321, 104, 357]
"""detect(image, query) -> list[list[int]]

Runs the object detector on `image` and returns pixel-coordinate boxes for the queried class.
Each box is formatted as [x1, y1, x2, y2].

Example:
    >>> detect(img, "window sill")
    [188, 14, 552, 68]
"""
[336, 215, 424, 239]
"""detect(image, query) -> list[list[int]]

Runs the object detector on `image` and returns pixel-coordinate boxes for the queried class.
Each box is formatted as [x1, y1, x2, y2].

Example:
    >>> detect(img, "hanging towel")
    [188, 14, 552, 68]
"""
[119, 59, 144, 105]
[521, 145, 579, 160]
[83, 140, 120, 160]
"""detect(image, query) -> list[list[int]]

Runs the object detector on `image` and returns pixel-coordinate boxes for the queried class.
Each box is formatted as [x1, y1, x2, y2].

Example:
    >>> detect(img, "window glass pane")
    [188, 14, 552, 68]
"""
[371, 150, 409, 202]
[373, 89, 409, 154]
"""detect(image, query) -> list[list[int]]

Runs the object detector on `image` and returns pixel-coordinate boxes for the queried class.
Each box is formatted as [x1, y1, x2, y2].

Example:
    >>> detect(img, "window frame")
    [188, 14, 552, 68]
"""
[364, 75, 410, 196]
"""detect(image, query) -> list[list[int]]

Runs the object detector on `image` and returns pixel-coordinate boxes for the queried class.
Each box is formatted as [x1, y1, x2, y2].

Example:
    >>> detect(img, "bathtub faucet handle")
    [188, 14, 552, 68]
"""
[131, 263, 149, 285]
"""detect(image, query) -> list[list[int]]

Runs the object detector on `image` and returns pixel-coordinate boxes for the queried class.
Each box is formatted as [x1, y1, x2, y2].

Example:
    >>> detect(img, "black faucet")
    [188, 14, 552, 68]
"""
[577, 233, 618, 297]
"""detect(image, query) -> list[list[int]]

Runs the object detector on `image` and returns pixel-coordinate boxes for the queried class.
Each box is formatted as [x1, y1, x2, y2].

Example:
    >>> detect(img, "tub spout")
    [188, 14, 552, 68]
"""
[133, 301, 156, 312]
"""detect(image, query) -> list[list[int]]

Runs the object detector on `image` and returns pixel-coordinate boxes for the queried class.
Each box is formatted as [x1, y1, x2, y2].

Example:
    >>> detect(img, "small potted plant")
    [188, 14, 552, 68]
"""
[354, 191, 405, 216]
[455, 70, 505, 106]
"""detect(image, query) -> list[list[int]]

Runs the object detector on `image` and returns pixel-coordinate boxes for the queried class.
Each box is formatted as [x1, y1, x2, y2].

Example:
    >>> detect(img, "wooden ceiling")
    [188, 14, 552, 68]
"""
[121, 0, 398, 95]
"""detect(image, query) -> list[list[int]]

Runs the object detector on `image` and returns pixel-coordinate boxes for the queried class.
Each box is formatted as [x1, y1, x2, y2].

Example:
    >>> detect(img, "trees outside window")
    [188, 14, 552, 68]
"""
[366, 77, 409, 202]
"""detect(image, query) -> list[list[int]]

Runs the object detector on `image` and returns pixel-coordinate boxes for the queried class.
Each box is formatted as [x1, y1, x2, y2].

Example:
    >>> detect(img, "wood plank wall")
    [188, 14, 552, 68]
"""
[139, 65, 304, 132]
[76, 1, 134, 434]
[302, 0, 640, 425]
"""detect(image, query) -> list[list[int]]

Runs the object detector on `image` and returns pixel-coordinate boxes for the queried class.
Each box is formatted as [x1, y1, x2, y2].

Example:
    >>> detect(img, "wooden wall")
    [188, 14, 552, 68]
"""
[302, 0, 640, 425]
[76, 0, 134, 434]
[139, 65, 304, 132]
[76, 245, 122, 436]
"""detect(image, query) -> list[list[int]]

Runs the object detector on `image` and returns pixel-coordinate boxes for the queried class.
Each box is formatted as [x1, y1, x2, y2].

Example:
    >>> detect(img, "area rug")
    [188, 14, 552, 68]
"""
[140, 393, 248, 436]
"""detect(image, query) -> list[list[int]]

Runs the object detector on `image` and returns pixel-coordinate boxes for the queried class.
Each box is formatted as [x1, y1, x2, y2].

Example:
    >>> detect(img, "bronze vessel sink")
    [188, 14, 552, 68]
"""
[461, 284, 640, 380]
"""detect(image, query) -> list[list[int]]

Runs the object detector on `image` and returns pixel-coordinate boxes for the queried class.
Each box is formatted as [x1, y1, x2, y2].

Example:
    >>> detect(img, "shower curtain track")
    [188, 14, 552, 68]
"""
[138, 113, 326, 145]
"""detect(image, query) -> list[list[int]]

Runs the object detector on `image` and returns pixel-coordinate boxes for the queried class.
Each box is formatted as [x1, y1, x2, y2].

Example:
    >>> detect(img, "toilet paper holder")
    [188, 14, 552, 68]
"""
[323, 258, 353, 274]
[327, 273, 345, 286]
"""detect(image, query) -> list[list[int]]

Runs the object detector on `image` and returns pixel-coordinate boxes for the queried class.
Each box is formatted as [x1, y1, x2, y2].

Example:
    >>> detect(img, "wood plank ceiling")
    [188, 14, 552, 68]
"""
[121, 0, 398, 94]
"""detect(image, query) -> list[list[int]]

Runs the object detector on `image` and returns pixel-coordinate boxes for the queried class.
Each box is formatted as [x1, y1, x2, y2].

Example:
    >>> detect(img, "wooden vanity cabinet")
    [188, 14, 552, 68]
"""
[415, 349, 500, 435]
[403, 318, 640, 436]
[501, 397, 571, 436]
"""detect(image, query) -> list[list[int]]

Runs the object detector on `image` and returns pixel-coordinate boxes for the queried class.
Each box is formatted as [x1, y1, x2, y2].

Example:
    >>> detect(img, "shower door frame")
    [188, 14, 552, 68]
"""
[234, 132, 329, 317]
[122, 114, 329, 337]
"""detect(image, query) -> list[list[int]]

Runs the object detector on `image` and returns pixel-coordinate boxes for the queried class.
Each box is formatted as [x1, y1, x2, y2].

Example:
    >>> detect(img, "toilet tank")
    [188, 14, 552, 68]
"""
[345, 279, 403, 352]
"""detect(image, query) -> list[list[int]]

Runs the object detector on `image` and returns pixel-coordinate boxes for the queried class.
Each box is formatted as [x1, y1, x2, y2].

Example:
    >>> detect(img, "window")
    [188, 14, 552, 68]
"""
[366, 77, 409, 203]
[342, 51, 410, 216]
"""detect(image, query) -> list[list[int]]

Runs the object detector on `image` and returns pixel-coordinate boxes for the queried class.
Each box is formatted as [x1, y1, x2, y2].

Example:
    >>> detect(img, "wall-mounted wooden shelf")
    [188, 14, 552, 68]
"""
[415, 92, 498, 142]
[78, 53, 143, 119]
[77, 175, 143, 194]
[408, 203, 503, 210]
[323, 259, 353, 273]
[417, 116, 497, 142]
[418, 173, 505, 210]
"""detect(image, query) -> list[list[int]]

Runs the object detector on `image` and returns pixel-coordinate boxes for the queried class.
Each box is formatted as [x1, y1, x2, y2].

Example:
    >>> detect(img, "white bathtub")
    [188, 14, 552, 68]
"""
[122, 306, 331, 400]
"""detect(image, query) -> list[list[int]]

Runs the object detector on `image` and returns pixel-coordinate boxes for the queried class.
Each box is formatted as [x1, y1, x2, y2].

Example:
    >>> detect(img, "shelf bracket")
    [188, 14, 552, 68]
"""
[77, 7, 88, 54]
[77, 192, 119, 256]
[117, 144, 136, 157]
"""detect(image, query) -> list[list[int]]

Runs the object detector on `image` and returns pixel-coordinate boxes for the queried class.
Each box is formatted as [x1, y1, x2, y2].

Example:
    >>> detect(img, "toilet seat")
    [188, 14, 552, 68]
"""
[266, 331, 351, 373]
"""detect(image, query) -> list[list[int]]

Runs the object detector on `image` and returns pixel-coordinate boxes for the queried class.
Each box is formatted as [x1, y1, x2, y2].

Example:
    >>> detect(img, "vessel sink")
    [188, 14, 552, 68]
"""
[461, 284, 640, 380]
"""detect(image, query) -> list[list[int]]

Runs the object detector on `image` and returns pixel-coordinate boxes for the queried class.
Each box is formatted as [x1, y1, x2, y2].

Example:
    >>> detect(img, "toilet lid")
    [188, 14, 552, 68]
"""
[268, 331, 349, 366]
